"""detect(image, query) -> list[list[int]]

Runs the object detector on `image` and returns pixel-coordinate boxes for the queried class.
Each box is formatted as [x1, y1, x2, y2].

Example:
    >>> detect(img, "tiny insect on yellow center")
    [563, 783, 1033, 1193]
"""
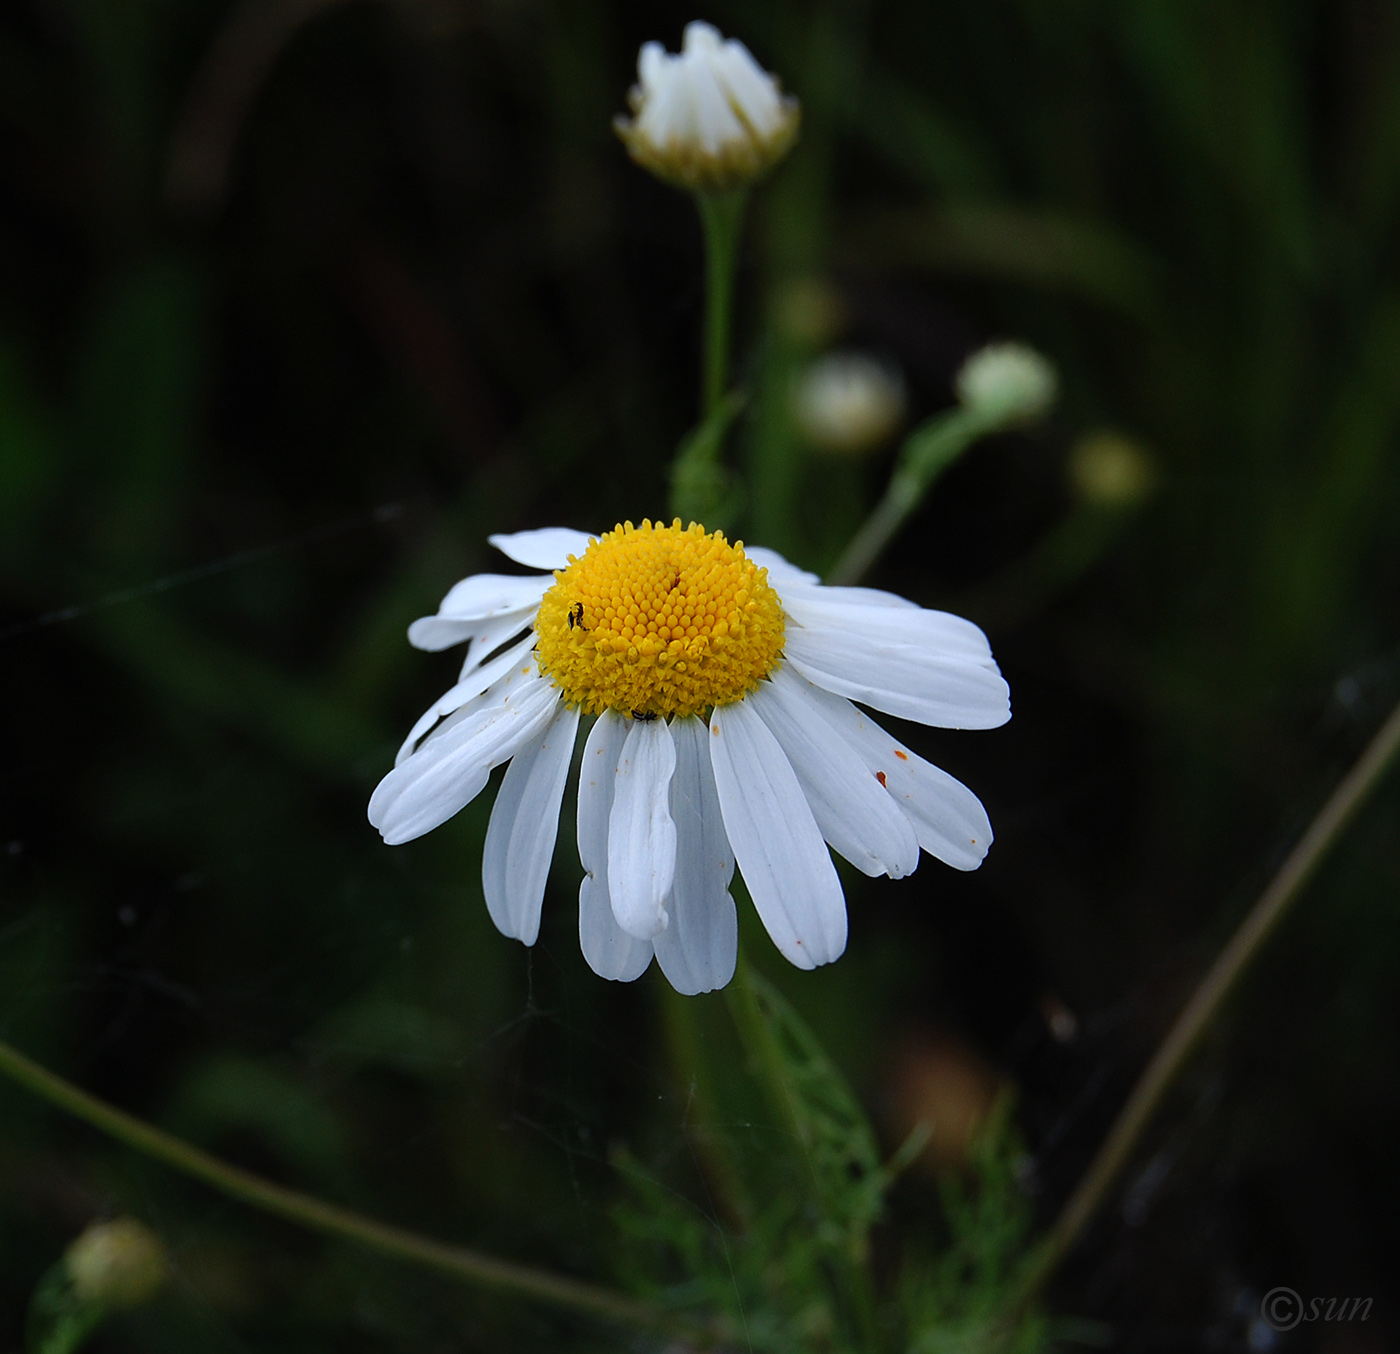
[534, 519, 785, 719]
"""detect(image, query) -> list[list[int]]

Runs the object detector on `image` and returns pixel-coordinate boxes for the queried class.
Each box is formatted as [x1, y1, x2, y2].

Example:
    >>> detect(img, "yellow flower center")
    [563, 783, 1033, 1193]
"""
[534, 519, 785, 719]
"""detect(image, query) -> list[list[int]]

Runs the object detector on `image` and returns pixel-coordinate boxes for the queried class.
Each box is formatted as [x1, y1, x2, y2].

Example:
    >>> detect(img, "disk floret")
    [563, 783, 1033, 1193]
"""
[535, 519, 784, 719]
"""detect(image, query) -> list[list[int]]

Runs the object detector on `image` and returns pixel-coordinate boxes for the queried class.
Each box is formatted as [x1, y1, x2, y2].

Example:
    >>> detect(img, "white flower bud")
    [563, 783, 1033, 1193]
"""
[1068, 431, 1156, 507]
[65, 1219, 166, 1309]
[794, 352, 906, 456]
[954, 342, 1058, 425]
[615, 21, 800, 193]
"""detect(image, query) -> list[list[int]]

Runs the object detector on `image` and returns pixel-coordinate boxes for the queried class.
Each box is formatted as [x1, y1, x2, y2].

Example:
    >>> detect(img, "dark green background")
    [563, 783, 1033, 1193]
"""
[0, 0, 1397, 1348]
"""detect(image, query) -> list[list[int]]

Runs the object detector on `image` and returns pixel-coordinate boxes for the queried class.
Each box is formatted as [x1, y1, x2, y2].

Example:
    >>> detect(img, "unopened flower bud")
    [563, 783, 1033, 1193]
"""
[615, 22, 800, 193]
[1068, 431, 1155, 507]
[65, 1219, 166, 1309]
[794, 352, 906, 456]
[955, 342, 1057, 426]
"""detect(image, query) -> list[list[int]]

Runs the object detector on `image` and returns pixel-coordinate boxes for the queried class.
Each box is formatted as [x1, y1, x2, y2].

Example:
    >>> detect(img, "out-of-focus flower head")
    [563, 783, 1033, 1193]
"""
[65, 1219, 166, 1309]
[1069, 430, 1156, 508]
[955, 342, 1058, 426]
[615, 21, 800, 193]
[793, 352, 907, 456]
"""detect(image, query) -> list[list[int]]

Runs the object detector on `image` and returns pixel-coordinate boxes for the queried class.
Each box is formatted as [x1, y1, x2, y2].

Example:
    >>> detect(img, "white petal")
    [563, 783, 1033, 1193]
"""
[785, 583, 918, 609]
[395, 634, 537, 766]
[406, 616, 481, 652]
[683, 20, 722, 53]
[407, 574, 549, 652]
[688, 61, 746, 152]
[714, 40, 783, 136]
[607, 718, 678, 940]
[744, 546, 924, 612]
[708, 699, 846, 970]
[744, 545, 820, 588]
[653, 716, 737, 995]
[439, 572, 550, 618]
[639, 64, 685, 142]
[488, 527, 595, 571]
[481, 701, 580, 945]
[580, 878, 655, 981]
[784, 593, 996, 667]
[577, 712, 654, 982]
[785, 627, 1011, 729]
[783, 674, 994, 870]
[638, 41, 666, 89]
[368, 669, 558, 845]
[753, 669, 920, 879]
[457, 606, 538, 675]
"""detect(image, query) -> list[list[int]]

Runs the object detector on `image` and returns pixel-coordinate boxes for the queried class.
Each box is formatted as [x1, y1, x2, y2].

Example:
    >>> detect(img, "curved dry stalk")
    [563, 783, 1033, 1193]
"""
[0, 1037, 715, 1341]
[1010, 694, 1400, 1314]
[166, 0, 347, 213]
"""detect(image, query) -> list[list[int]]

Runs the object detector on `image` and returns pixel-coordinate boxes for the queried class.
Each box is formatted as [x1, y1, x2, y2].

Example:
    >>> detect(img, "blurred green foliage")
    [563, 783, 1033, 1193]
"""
[1, 0, 1398, 1349]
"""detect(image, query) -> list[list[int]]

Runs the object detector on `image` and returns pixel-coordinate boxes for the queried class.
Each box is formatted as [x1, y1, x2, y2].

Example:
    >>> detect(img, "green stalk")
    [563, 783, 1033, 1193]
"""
[0, 1037, 706, 1340]
[723, 954, 807, 1156]
[724, 955, 882, 1352]
[668, 188, 750, 529]
[659, 984, 754, 1232]
[828, 405, 994, 586]
[698, 188, 749, 421]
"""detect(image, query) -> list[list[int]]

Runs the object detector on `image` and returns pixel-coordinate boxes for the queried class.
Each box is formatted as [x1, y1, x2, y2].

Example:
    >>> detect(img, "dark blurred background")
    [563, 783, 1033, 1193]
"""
[1, 0, 1398, 1349]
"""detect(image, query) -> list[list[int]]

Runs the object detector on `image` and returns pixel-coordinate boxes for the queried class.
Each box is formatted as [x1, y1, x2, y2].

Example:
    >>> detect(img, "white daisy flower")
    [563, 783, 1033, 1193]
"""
[614, 21, 800, 193]
[369, 520, 1009, 995]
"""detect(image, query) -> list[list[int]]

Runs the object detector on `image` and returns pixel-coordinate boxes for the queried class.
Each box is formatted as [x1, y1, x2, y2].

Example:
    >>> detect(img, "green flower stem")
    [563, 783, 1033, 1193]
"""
[1009, 692, 1400, 1315]
[698, 187, 749, 422]
[828, 405, 994, 586]
[659, 984, 754, 1232]
[723, 955, 881, 1352]
[723, 954, 807, 1156]
[0, 1036, 703, 1341]
[668, 387, 746, 529]
[667, 188, 750, 529]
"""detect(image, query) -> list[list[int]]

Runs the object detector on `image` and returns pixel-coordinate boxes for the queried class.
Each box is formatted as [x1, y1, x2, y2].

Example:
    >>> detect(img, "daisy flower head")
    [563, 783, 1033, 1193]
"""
[369, 521, 1009, 995]
[614, 21, 800, 193]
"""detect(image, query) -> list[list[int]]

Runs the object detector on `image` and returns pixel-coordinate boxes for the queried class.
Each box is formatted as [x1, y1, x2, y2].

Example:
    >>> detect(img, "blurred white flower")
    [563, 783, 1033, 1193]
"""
[66, 1219, 166, 1309]
[615, 21, 800, 192]
[794, 352, 906, 456]
[1068, 430, 1156, 507]
[955, 342, 1058, 425]
[370, 521, 1008, 994]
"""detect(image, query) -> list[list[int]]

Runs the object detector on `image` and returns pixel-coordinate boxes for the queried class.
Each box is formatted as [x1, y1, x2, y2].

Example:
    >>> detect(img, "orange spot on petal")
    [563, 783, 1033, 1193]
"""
[894, 749, 909, 761]
[875, 771, 888, 787]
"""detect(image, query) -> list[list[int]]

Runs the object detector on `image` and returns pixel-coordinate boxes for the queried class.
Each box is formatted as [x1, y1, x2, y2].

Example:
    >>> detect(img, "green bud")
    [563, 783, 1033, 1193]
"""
[955, 342, 1058, 426]
[65, 1219, 166, 1310]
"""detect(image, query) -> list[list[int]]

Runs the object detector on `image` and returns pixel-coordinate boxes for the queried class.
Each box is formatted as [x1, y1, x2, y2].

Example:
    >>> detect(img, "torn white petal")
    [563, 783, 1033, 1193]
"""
[754, 669, 920, 879]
